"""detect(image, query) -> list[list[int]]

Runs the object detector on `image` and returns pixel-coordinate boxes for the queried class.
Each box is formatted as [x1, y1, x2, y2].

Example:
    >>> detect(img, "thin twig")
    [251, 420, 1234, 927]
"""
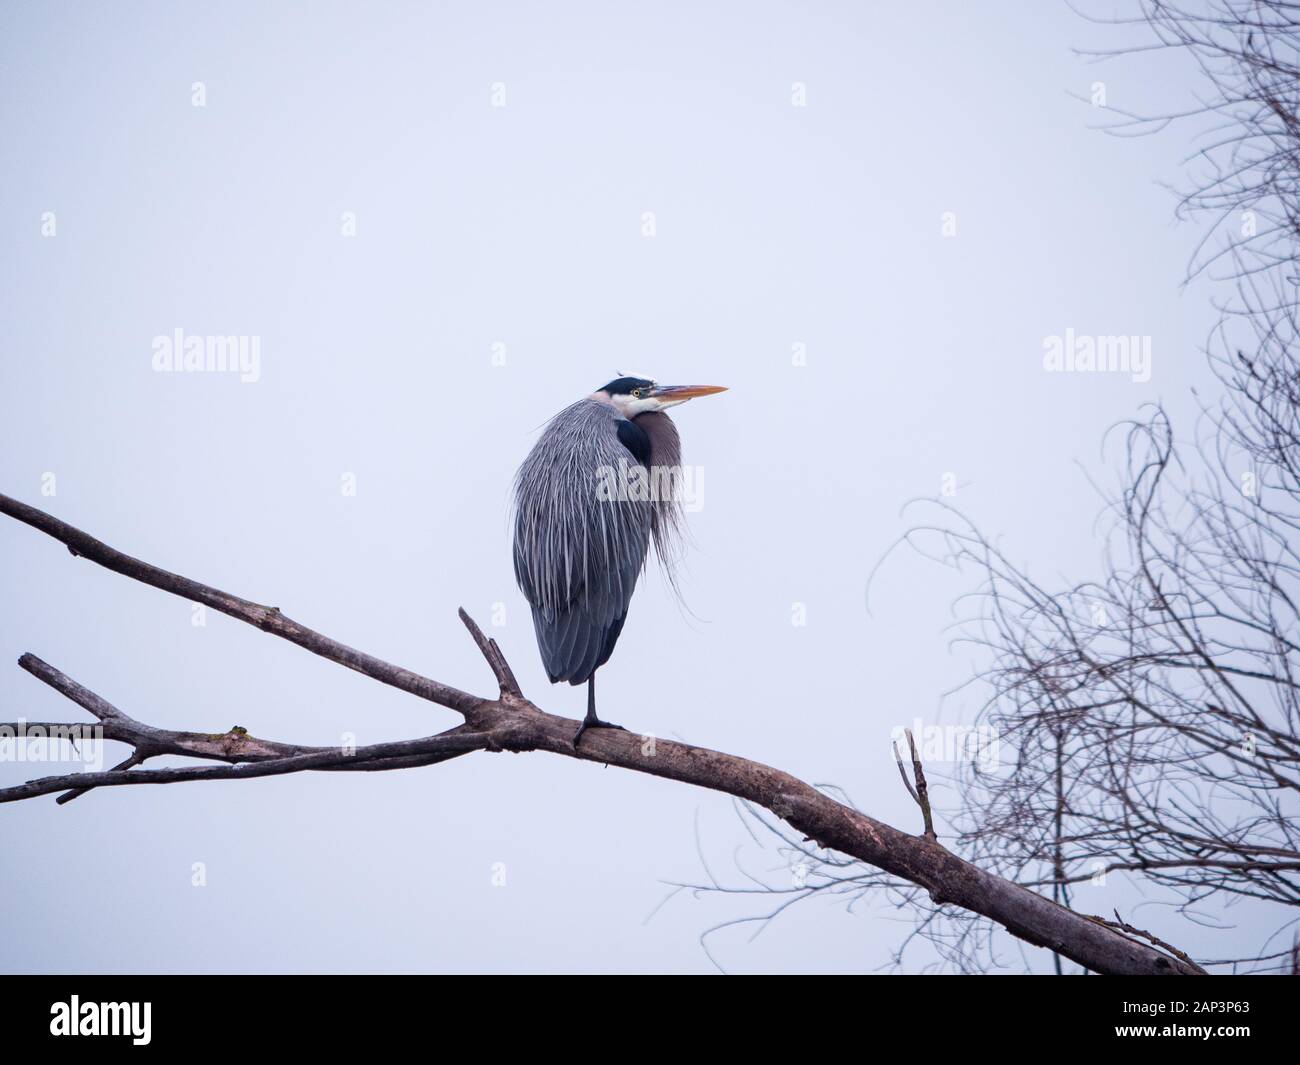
[892, 728, 937, 840]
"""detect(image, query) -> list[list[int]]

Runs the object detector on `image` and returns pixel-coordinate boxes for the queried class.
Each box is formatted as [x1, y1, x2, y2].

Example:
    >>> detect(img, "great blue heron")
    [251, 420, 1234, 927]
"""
[513, 375, 727, 745]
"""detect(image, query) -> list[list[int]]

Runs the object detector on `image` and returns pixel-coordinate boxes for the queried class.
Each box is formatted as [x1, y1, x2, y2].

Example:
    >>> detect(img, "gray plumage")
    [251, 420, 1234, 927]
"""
[513, 398, 683, 685]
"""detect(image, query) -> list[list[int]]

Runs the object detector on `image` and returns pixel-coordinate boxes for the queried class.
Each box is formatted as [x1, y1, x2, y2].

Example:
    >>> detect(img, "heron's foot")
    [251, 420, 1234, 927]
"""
[573, 716, 627, 748]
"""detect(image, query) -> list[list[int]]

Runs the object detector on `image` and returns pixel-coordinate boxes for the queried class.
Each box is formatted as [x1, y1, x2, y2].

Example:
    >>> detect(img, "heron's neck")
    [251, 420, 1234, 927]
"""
[633, 409, 680, 469]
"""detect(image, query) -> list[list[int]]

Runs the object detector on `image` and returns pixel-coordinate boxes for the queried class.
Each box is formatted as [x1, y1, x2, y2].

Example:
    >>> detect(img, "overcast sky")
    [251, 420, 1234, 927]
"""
[0, 1, 1261, 973]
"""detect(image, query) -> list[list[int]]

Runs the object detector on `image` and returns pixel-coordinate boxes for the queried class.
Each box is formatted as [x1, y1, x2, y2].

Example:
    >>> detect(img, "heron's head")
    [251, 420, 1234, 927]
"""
[595, 375, 728, 417]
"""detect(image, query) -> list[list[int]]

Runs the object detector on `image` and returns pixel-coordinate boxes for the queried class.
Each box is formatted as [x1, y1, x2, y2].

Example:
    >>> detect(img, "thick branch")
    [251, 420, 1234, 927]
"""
[0, 493, 1204, 975]
[0, 493, 481, 716]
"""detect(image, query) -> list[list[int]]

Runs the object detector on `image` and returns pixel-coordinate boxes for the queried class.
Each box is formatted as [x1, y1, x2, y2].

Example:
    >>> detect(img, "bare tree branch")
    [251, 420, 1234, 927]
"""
[892, 727, 936, 840]
[0, 491, 1203, 975]
[0, 492, 481, 716]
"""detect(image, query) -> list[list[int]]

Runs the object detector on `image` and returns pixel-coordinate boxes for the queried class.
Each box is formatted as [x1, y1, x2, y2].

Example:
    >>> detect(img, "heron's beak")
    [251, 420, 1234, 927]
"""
[651, 384, 728, 402]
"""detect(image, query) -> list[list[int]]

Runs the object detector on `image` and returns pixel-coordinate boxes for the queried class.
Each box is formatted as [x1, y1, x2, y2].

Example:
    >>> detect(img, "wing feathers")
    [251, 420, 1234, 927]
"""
[513, 399, 653, 684]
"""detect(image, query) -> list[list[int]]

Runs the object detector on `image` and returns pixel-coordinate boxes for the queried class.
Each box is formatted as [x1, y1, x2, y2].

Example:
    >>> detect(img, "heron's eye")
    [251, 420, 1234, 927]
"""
[631, 388, 642, 399]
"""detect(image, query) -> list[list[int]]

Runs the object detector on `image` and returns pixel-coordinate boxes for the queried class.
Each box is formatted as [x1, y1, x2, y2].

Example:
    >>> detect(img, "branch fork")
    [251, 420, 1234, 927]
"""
[892, 727, 937, 841]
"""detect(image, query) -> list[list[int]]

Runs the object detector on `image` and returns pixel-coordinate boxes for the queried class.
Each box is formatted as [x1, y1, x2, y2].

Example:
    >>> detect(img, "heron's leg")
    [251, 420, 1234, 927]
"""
[573, 672, 627, 747]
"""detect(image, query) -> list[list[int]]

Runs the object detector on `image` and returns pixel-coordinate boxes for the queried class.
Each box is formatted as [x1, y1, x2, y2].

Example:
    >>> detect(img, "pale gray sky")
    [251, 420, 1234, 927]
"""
[0, 1, 1260, 972]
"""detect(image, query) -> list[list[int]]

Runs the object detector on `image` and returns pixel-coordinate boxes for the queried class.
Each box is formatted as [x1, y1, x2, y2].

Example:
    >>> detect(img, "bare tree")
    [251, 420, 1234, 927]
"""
[899, 0, 1300, 974]
[673, 2, 1300, 975]
[940, 0, 1300, 973]
[0, 491, 1203, 975]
